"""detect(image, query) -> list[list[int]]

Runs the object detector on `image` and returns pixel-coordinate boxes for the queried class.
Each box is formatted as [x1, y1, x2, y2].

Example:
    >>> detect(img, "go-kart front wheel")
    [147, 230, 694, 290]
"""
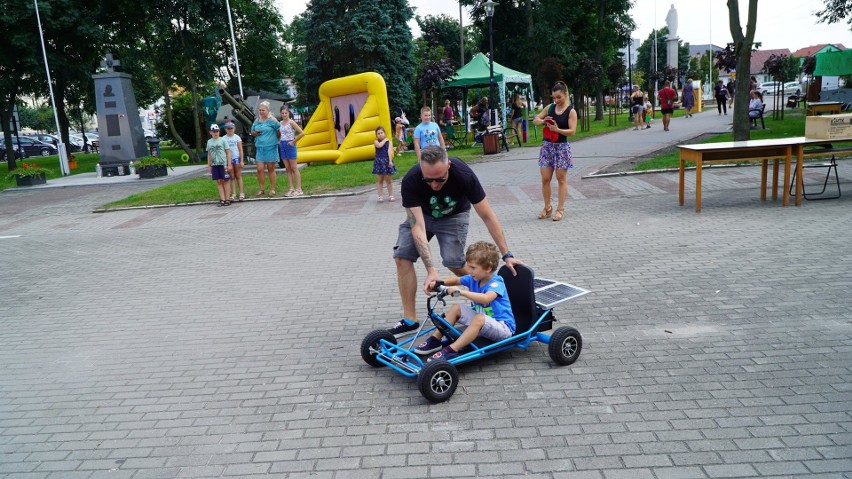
[548, 327, 582, 365]
[417, 360, 459, 403]
[361, 329, 396, 367]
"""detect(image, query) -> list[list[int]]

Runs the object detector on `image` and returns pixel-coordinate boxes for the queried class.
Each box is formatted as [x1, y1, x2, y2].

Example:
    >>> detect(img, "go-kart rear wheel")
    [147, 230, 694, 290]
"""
[549, 327, 582, 365]
[417, 360, 459, 403]
[361, 329, 396, 367]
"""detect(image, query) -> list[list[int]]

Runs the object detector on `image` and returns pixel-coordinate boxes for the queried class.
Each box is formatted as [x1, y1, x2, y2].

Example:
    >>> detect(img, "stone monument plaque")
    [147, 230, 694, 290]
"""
[93, 53, 149, 175]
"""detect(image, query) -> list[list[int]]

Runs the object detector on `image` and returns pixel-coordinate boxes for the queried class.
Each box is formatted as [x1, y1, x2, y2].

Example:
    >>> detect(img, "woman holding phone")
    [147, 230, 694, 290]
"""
[531, 81, 577, 222]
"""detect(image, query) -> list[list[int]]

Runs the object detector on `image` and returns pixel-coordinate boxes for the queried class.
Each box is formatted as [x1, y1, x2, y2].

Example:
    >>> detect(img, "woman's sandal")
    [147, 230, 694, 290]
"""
[255, 190, 265, 197]
[238, 194, 245, 201]
[538, 205, 553, 219]
[552, 208, 565, 222]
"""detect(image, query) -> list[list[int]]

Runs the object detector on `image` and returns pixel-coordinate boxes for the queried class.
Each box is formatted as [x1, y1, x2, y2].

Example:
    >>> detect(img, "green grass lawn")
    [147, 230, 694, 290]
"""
[635, 110, 809, 171]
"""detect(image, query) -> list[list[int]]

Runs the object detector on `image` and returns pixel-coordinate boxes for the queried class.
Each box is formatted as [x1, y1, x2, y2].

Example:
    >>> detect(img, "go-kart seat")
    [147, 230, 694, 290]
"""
[498, 264, 537, 333]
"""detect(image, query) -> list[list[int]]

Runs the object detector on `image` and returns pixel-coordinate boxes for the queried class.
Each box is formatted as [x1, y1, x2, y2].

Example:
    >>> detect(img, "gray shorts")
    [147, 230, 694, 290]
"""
[458, 305, 513, 341]
[393, 213, 470, 269]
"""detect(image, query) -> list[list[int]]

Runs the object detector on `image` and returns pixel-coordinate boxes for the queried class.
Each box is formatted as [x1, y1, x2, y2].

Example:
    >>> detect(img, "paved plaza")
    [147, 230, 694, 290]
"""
[1, 110, 851, 478]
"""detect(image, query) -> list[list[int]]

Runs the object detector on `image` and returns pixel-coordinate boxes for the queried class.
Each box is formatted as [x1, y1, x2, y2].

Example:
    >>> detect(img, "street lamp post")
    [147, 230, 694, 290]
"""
[484, 1, 497, 124]
[34, 0, 70, 176]
[627, 36, 634, 121]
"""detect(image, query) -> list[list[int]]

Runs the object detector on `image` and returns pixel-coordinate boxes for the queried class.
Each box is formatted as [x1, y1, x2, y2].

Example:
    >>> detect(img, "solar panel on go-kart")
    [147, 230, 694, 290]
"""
[533, 278, 590, 309]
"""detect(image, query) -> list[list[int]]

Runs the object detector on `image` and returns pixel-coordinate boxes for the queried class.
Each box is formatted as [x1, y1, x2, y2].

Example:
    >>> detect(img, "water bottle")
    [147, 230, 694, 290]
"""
[96, 163, 102, 178]
[129, 161, 136, 175]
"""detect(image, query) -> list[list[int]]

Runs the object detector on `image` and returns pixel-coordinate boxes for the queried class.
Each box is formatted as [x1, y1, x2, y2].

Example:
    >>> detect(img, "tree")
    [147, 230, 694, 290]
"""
[17, 103, 55, 132]
[0, 1, 40, 170]
[217, 0, 290, 95]
[727, 0, 759, 141]
[302, 0, 416, 110]
[282, 15, 307, 100]
[36, 0, 107, 149]
[816, 0, 852, 26]
[762, 54, 791, 119]
[713, 43, 738, 73]
[416, 14, 479, 69]
[414, 45, 457, 108]
[103, 0, 290, 159]
[0, 0, 104, 169]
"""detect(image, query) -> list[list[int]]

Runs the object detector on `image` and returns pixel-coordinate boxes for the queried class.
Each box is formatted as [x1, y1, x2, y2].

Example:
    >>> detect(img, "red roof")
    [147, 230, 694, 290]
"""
[792, 44, 846, 57]
[749, 49, 792, 74]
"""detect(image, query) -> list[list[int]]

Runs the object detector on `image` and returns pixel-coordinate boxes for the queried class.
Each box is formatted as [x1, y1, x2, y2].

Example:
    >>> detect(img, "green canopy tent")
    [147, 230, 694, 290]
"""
[445, 52, 535, 130]
[813, 49, 852, 76]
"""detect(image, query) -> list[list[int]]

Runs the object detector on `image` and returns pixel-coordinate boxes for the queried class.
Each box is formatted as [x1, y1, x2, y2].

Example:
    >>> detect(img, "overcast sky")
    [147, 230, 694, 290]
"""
[278, 0, 851, 52]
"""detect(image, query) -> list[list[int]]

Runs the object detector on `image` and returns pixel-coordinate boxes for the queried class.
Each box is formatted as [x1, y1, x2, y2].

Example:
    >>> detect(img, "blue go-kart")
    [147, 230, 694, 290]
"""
[361, 265, 589, 403]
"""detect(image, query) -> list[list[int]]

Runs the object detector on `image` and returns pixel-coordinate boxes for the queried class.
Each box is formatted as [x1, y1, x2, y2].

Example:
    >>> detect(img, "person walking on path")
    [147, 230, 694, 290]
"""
[532, 81, 577, 222]
[658, 80, 678, 132]
[251, 100, 281, 197]
[727, 78, 736, 108]
[682, 78, 695, 117]
[630, 85, 645, 130]
[714, 80, 729, 115]
[386, 146, 523, 338]
[510, 94, 525, 142]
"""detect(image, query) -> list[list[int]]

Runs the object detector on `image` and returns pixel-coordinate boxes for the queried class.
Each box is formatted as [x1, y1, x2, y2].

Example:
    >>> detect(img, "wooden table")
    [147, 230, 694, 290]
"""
[678, 136, 852, 212]
[807, 102, 843, 116]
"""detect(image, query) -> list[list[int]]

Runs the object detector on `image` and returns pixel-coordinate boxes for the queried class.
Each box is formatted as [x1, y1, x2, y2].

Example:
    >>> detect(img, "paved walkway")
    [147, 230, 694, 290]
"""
[1, 110, 850, 479]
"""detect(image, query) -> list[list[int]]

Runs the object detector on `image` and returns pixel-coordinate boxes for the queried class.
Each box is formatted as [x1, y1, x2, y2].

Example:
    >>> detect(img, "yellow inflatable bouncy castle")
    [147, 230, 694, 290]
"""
[296, 72, 393, 164]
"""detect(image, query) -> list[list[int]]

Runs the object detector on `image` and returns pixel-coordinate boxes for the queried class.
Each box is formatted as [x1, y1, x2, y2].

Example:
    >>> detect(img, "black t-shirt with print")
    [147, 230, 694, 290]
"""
[401, 158, 486, 219]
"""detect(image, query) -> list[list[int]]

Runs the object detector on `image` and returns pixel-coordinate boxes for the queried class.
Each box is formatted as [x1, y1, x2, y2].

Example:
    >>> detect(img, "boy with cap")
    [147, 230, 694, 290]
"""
[206, 124, 232, 206]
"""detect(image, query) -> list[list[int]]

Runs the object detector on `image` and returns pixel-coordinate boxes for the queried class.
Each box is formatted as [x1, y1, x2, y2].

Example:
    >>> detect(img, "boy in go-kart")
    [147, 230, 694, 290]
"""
[415, 241, 516, 361]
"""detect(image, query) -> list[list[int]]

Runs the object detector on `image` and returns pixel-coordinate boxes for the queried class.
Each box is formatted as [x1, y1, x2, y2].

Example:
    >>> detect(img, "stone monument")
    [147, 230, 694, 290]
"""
[665, 4, 679, 87]
[92, 53, 149, 176]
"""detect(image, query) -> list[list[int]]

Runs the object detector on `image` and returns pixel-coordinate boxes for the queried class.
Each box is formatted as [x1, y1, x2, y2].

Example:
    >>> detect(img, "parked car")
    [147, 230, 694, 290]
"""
[69, 134, 99, 152]
[784, 81, 803, 95]
[0, 137, 58, 158]
[758, 82, 779, 95]
[143, 128, 157, 139]
[24, 133, 82, 152]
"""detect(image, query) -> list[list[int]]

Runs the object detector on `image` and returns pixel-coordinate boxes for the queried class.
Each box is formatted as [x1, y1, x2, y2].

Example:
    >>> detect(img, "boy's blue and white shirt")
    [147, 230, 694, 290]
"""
[460, 273, 516, 333]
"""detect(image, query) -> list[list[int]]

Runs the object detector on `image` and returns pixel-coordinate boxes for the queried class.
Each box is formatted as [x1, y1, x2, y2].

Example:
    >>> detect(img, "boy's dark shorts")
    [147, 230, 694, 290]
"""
[211, 165, 227, 181]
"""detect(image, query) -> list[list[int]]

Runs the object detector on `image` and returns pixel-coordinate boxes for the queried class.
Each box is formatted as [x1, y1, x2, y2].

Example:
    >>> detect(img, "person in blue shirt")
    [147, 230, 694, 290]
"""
[415, 241, 516, 361]
[250, 100, 281, 197]
[412, 106, 446, 160]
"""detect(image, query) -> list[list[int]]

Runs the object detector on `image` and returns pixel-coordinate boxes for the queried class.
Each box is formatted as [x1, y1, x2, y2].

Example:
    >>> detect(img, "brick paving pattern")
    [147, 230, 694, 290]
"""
[1, 110, 850, 478]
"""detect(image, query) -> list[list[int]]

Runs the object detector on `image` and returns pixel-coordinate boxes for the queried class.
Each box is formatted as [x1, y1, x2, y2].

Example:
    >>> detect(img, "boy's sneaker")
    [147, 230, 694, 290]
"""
[388, 319, 419, 338]
[429, 346, 459, 362]
[414, 336, 443, 355]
